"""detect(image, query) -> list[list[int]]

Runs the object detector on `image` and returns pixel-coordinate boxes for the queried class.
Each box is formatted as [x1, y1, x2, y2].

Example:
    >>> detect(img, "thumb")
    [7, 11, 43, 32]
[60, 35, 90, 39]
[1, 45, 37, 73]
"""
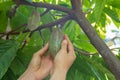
[61, 40, 67, 51]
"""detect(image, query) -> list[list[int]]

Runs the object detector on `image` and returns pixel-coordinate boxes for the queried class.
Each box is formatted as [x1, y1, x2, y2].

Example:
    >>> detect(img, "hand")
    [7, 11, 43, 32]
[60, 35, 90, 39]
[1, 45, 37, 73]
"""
[50, 35, 76, 80]
[18, 43, 53, 80]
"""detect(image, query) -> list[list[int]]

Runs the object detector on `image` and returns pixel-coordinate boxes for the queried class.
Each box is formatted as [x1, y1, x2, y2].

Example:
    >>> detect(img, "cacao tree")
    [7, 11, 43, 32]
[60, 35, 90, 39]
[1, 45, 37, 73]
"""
[0, 0, 120, 80]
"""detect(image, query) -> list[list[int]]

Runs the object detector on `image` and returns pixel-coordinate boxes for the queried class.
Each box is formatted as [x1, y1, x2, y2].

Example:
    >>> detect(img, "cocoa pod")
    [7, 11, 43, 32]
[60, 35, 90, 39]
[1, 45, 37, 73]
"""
[49, 27, 64, 58]
[27, 9, 40, 31]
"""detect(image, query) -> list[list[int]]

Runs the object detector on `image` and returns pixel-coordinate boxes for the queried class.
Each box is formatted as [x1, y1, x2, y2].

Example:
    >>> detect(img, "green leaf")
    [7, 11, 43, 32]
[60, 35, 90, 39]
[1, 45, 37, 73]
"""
[0, 39, 19, 79]
[0, 1, 14, 31]
[67, 54, 115, 80]
[63, 20, 76, 42]
[27, 31, 43, 47]
[93, 0, 107, 22]
[10, 56, 26, 78]
[10, 46, 41, 78]
[41, 28, 51, 44]
[41, 12, 54, 24]
[104, 7, 120, 23]
[11, 5, 34, 29]
[74, 33, 97, 53]
[108, 1, 120, 9]
[1, 68, 17, 80]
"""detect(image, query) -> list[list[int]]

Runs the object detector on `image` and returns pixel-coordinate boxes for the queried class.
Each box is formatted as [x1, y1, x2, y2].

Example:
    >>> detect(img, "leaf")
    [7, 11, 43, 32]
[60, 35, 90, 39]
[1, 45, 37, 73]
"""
[74, 32, 97, 53]
[0, 1, 14, 31]
[67, 54, 115, 80]
[10, 56, 26, 78]
[1, 68, 17, 80]
[41, 12, 54, 24]
[11, 5, 34, 29]
[25, 0, 32, 3]
[0, 39, 19, 79]
[86, 56, 116, 80]
[108, 1, 120, 9]
[27, 31, 43, 47]
[104, 7, 120, 23]
[41, 28, 51, 44]
[10, 46, 41, 78]
[93, 0, 107, 22]
[63, 20, 76, 42]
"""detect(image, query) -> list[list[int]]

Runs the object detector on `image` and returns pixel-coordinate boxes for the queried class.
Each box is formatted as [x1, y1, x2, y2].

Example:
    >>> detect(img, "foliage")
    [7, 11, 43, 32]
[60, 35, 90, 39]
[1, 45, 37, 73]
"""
[0, 39, 19, 79]
[0, 0, 120, 80]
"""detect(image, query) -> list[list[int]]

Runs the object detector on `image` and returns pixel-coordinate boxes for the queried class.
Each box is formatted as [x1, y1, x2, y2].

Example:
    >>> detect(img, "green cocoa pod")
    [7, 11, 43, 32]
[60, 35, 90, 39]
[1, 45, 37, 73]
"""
[27, 9, 40, 31]
[49, 27, 64, 58]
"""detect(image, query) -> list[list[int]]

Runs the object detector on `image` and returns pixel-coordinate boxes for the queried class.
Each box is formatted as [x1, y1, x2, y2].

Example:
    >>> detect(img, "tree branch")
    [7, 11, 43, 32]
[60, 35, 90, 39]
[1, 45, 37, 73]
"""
[13, 0, 73, 15]
[71, 0, 82, 11]
[40, 8, 50, 17]
[71, 0, 120, 79]
[7, 15, 71, 35]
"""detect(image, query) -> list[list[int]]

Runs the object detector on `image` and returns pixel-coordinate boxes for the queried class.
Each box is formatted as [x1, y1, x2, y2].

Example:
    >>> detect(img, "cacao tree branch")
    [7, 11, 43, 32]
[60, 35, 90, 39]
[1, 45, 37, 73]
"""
[40, 9, 50, 17]
[0, 23, 27, 38]
[70, 0, 120, 79]
[5, 15, 71, 35]
[13, 0, 73, 15]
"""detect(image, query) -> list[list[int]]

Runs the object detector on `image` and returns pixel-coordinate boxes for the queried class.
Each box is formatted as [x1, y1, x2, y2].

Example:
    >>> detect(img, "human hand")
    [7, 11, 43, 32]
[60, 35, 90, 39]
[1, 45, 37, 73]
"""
[50, 35, 76, 80]
[18, 43, 53, 80]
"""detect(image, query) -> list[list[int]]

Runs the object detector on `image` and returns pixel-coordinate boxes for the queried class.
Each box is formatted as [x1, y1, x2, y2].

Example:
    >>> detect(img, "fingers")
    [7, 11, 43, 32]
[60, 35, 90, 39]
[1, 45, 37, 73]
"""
[61, 40, 67, 52]
[35, 43, 49, 56]
[37, 54, 53, 79]
[64, 35, 74, 54]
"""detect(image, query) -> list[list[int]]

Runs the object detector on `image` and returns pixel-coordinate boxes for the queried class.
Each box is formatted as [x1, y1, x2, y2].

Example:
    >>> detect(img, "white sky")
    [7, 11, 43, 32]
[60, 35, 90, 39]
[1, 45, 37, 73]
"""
[106, 22, 120, 39]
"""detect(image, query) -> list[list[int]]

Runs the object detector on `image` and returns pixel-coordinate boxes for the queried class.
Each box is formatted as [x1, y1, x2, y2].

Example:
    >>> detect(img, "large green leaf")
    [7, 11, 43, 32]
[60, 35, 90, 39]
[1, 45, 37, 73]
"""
[27, 31, 43, 47]
[0, 39, 19, 79]
[104, 7, 120, 23]
[41, 12, 54, 24]
[63, 20, 76, 42]
[10, 46, 41, 78]
[1, 68, 17, 80]
[10, 56, 26, 78]
[93, 0, 107, 22]
[11, 5, 33, 29]
[0, 1, 14, 31]
[108, 0, 120, 9]
[67, 54, 115, 80]
[74, 29, 97, 52]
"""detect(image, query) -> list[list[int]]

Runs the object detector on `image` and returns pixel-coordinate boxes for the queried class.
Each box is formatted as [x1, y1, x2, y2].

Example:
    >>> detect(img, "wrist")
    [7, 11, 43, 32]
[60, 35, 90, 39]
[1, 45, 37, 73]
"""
[50, 68, 67, 80]
[18, 70, 36, 80]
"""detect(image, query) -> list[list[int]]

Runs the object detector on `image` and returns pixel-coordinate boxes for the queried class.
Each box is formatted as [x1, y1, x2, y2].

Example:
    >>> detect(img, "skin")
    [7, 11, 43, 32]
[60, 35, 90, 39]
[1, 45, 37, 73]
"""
[18, 35, 76, 80]
[50, 35, 76, 80]
[18, 43, 53, 80]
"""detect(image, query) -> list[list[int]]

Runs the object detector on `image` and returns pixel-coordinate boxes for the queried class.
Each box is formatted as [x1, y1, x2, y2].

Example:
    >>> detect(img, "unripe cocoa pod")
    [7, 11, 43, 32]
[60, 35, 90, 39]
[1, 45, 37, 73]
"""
[49, 27, 64, 58]
[27, 9, 40, 31]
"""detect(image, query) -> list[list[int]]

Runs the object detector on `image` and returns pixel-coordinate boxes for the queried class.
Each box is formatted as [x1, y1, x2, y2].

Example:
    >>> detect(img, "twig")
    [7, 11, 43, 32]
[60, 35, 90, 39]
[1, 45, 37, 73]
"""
[21, 31, 33, 49]
[40, 9, 50, 17]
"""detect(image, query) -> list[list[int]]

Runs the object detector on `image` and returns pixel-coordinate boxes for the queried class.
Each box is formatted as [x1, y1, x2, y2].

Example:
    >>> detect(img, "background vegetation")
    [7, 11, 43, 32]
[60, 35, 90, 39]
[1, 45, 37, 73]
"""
[0, 0, 120, 80]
